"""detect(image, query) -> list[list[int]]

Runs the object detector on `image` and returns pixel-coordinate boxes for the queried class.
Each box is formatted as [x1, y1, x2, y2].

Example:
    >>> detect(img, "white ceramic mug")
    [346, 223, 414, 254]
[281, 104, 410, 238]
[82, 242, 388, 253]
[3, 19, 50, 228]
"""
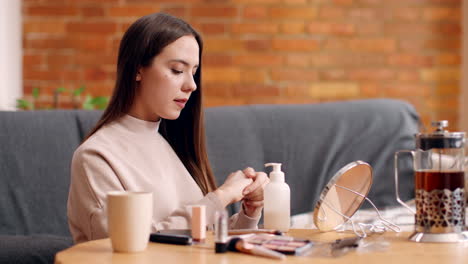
[107, 191, 153, 253]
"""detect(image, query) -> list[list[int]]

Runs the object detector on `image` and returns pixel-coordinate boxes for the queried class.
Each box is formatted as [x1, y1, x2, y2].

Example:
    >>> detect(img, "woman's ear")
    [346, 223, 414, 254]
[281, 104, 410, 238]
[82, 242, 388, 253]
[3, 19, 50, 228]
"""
[136, 68, 142, 81]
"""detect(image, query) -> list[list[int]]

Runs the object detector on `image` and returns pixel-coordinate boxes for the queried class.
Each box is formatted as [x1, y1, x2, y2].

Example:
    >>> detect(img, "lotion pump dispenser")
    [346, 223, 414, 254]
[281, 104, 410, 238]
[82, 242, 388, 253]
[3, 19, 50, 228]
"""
[263, 163, 290, 232]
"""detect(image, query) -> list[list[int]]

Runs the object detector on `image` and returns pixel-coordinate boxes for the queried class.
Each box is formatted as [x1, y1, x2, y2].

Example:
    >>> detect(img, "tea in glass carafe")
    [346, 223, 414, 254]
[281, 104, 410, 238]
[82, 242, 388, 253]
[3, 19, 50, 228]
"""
[395, 120, 467, 243]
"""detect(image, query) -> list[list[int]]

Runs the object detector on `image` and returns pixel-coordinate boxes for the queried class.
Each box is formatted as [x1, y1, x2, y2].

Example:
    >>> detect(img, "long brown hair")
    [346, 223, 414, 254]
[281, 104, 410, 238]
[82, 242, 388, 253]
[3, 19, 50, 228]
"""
[85, 13, 216, 194]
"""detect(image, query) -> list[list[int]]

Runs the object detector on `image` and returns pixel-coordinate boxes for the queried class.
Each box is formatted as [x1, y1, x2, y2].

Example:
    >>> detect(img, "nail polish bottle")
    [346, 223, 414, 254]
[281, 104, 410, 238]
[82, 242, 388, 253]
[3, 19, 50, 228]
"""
[191, 205, 206, 243]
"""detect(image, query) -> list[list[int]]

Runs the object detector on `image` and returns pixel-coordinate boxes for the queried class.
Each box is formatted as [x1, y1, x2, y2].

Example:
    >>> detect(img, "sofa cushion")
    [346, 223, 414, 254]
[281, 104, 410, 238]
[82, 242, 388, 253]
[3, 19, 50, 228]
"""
[0, 110, 101, 236]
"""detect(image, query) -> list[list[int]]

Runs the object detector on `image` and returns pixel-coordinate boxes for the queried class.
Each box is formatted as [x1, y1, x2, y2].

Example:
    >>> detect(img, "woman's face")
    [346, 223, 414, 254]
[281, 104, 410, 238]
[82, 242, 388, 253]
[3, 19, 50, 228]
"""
[130, 35, 199, 121]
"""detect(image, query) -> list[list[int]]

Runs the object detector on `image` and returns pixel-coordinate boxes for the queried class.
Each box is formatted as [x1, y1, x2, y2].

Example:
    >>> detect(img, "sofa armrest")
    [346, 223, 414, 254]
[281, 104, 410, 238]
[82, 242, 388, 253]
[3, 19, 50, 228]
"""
[0, 235, 73, 264]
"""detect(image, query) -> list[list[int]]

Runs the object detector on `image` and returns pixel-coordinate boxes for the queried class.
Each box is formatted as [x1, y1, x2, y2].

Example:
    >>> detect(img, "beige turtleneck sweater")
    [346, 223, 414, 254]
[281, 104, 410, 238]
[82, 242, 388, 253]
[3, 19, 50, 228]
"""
[67, 115, 259, 243]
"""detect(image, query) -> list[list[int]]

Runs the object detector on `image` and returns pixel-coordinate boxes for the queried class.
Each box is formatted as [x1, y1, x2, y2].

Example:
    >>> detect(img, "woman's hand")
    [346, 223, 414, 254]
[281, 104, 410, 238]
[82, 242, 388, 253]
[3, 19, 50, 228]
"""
[214, 170, 253, 207]
[241, 168, 269, 218]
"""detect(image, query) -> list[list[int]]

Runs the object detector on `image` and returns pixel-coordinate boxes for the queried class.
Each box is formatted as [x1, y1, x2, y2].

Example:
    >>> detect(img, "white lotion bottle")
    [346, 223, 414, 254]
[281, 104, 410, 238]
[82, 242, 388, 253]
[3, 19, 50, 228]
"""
[263, 163, 290, 232]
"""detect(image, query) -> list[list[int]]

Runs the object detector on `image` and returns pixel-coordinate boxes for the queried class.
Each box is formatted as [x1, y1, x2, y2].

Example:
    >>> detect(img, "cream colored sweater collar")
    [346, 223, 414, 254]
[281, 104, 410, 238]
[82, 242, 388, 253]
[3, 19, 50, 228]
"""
[117, 114, 161, 134]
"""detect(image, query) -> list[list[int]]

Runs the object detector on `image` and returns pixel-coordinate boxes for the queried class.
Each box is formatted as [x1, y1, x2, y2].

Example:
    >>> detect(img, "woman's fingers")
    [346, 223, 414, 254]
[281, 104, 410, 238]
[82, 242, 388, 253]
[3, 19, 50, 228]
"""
[243, 172, 268, 195]
[243, 200, 264, 208]
[229, 170, 252, 184]
[243, 190, 263, 201]
[242, 167, 256, 178]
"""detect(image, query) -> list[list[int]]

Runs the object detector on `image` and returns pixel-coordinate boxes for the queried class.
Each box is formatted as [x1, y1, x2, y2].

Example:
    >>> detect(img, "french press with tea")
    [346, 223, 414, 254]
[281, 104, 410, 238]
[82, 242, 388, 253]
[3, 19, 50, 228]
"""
[395, 120, 467, 243]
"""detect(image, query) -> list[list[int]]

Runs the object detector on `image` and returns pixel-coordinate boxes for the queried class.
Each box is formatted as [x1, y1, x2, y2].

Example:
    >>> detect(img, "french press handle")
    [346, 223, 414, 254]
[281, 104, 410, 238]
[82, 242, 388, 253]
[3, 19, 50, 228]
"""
[394, 150, 416, 214]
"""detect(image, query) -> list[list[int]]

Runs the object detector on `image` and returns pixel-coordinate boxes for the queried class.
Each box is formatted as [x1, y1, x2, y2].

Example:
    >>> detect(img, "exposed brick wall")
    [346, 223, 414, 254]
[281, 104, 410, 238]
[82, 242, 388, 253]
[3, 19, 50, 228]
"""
[22, 0, 461, 129]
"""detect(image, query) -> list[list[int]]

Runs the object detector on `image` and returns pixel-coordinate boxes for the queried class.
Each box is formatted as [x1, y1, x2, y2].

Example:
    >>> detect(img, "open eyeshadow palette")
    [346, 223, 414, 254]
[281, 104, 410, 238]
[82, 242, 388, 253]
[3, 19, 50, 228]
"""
[244, 234, 314, 255]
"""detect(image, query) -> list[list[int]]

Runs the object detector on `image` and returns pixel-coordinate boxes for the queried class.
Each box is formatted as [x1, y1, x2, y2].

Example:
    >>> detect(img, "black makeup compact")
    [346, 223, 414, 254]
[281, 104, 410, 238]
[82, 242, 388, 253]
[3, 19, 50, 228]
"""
[243, 234, 313, 255]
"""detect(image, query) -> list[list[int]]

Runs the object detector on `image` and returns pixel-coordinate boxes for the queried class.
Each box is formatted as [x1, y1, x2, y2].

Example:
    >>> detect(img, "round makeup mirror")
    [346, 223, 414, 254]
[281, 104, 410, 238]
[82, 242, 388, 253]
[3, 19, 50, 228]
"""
[313, 161, 373, 231]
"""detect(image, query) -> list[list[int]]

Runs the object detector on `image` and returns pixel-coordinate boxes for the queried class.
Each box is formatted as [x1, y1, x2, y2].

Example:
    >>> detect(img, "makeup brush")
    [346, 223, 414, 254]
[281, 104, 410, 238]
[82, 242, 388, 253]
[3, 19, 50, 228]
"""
[228, 229, 283, 236]
[227, 237, 286, 260]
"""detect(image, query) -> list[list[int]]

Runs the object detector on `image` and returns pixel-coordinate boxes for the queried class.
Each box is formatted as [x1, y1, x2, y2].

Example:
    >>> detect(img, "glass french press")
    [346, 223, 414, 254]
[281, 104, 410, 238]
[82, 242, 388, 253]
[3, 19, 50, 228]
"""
[395, 120, 467, 243]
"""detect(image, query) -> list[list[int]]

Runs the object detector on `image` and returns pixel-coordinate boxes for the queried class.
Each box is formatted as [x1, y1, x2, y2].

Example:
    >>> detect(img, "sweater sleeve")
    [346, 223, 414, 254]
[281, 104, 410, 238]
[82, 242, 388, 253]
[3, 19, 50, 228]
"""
[152, 192, 225, 231]
[228, 203, 261, 229]
[67, 148, 120, 244]
[153, 193, 260, 231]
[68, 147, 259, 244]
[68, 148, 219, 242]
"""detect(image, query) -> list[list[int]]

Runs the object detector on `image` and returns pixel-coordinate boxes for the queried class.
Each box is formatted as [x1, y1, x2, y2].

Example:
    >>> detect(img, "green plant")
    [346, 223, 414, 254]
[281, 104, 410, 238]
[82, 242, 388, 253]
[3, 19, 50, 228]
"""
[82, 95, 109, 110]
[17, 87, 40, 110]
[17, 86, 109, 110]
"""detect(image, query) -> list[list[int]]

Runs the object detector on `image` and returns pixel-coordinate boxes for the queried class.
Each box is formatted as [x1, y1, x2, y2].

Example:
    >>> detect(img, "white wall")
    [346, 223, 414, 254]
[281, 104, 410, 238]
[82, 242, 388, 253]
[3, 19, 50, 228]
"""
[0, 0, 22, 110]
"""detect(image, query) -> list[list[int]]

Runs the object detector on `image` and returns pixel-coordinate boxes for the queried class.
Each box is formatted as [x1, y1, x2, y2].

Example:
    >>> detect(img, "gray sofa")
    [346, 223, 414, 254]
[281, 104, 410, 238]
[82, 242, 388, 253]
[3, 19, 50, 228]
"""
[0, 99, 419, 263]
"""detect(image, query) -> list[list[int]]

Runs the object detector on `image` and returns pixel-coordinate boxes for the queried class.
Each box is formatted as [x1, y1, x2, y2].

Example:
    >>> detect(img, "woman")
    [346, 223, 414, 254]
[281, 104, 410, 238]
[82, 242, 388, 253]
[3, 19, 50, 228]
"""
[67, 13, 268, 243]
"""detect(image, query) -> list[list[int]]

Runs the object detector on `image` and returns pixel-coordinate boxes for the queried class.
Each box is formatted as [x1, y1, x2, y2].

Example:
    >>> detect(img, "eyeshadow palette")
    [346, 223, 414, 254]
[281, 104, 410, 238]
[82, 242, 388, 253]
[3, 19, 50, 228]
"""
[244, 234, 313, 255]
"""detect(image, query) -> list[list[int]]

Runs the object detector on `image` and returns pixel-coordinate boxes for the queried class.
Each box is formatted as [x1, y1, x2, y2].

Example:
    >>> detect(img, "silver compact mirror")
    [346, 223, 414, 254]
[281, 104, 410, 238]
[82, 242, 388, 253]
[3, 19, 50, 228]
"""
[313, 161, 373, 231]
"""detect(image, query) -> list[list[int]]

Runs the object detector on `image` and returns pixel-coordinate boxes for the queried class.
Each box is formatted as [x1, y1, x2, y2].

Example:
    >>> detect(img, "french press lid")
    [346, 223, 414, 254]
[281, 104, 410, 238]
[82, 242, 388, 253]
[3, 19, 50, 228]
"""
[416, 120, 465, 151]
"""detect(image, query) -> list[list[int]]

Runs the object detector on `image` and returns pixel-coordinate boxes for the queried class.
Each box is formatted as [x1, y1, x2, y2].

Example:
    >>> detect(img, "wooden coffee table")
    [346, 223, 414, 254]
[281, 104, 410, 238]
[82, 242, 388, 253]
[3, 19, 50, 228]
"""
[55, 229, 468, 264]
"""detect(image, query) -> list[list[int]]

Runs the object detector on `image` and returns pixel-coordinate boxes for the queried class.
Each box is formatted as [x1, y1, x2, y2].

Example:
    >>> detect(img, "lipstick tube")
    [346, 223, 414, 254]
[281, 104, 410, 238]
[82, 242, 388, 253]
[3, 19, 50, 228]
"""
[214, 210, 228, 253]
